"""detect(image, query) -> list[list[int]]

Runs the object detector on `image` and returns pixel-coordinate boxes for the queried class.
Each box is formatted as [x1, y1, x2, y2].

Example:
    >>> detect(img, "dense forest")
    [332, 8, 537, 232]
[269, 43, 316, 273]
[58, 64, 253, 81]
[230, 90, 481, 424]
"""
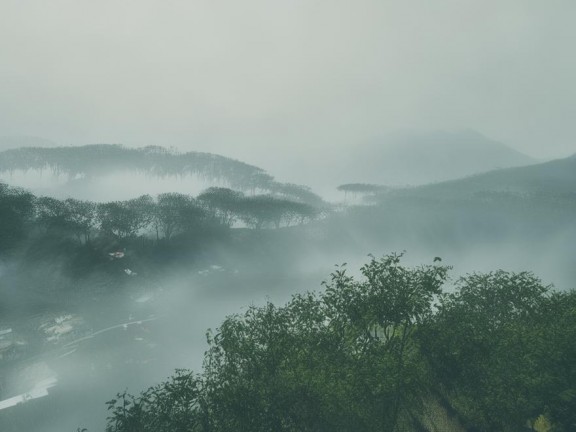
[0, 148, 575, 432]
[0, 182, 322, 251]
[2, 1, 574, 430]
[0, 180, 323, 313]
[100, 254, 576, 432]
[0, 145, 326, 202]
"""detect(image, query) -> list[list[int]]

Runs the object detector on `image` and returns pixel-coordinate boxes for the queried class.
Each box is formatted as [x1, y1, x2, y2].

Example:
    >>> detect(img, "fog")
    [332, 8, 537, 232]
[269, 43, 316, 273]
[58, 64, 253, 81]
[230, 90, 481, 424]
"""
[0, 170, 217, 202]
[0, 161, 575, 429]
[1, 1, 575, 430]
[1, 1, 575, 164]
[0, 223, 336, 431]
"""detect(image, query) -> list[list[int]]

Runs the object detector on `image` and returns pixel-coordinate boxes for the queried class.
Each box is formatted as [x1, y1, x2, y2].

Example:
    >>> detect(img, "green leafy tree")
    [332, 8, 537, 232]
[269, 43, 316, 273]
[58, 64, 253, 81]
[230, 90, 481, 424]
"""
[197, 187, 244, 227]
[0, 183, 35, 255]
[105, 371, 204, 432]
[153, 193, 206, 240]
[35, 196, 74, 234]
[64, 198, 97, 242]
[321, 253, 450, 430]
[104, 254, 451, 432]
[102, 255, 576, 432]
[418, 271, 568, 431]
[237, 195, 316, 229]
[98, 195, 154, 239]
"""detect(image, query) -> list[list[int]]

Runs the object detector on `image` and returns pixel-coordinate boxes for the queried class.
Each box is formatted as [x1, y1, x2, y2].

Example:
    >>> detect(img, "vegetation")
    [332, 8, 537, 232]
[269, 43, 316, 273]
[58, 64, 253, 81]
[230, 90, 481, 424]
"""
[0, 181, 324, 311]
[0, 145, 324, 205]
[0, 145, 268, 190]
[337, 183, 389, 198]
[0, 183, 322, 254]
[101, 254, 576, 432]
[374, 153, 576, 200]
[1, 150, 575, 431]
[0, 183, 35, 254]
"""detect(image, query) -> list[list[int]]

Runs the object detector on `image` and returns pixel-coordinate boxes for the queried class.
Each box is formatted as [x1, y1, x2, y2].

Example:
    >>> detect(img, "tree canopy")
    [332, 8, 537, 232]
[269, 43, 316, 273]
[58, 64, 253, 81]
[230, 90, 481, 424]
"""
[102, 254, 576, 432]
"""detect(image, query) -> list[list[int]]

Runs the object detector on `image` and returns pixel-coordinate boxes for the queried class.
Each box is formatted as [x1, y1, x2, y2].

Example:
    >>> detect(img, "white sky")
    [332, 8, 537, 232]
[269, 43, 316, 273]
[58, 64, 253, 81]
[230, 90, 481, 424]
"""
[1, 0, 575, 164]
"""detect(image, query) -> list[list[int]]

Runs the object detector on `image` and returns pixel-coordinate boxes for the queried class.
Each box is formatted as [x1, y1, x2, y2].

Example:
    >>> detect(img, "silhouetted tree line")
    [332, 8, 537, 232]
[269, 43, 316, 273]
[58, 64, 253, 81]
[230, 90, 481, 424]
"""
[337, 183, 390, 198]
[0, 183, 35, 254]
[0, 183, 322, 257]
[0, 145, 266, 188]
[0, 145, 323, 203]
[101, 254, 576, 432]
[198, 187, 320, 229]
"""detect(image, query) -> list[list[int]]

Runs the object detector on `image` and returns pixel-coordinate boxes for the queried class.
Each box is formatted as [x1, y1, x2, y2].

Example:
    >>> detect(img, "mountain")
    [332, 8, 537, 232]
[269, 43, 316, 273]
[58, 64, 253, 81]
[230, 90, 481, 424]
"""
[343, 130, 536, 186]
[323, 153, 576, 288]
[391, 152, 576, 200]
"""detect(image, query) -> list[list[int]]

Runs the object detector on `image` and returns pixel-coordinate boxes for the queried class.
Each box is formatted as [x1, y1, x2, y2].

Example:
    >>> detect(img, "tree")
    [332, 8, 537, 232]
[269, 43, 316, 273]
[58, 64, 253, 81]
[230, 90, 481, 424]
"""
[102, 255, 576, 432]
[321, 253, 450, 431]
[337, 184, 388, 200]
[418, 271, 561, 431]
[153, 193, 206, 240]
[64, 198, 97, 242]
[0, 183, 35, 255]
[268, 182, 324, 206]
[197, 187, 244, 227]
[237, 195, 317, 229]
[105, 371, 204, 432]
[35, 196, 73, 234]
[98, 195, 154, 239]
[104, 254, 451, 432]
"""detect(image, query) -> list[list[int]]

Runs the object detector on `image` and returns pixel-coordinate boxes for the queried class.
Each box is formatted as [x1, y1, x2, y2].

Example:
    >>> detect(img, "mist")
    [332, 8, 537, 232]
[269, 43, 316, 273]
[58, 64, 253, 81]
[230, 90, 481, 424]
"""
[1, 1, 575, 162]
[1, 161, 575, 429]
[1, 1, 575, 431]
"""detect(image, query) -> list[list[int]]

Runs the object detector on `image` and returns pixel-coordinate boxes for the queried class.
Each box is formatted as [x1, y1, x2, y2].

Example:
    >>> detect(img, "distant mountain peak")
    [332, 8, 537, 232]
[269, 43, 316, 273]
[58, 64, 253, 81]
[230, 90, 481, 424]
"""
[346, 130, 536, 186]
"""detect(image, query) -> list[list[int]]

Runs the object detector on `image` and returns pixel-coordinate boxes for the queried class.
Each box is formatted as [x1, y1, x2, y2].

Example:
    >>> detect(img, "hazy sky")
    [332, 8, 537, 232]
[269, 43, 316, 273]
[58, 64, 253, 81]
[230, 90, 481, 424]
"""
[1, 0, 575, 165]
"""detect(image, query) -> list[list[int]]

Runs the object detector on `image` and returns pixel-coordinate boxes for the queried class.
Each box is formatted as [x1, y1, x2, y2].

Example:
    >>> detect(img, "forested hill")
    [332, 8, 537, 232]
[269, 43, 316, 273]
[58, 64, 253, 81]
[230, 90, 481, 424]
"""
[326, 154, 576, 289]
[0, 144, 273, 192]
[375, 153, 576, 201]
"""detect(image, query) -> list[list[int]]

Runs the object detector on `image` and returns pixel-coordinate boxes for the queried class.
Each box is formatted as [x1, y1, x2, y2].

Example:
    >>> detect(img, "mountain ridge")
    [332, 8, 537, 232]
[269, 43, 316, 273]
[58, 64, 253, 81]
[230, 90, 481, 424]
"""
[376, 153, 576, 201]
[346, 130, 536, 187]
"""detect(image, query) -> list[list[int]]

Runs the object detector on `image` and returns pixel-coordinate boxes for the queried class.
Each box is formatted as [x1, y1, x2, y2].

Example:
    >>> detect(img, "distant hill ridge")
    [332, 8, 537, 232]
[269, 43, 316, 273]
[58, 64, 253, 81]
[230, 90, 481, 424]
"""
[0, 144, 324, 204]
[348, 130, 536, 186]
[383, 153, 576, 200]
[0, 144, 271, 190]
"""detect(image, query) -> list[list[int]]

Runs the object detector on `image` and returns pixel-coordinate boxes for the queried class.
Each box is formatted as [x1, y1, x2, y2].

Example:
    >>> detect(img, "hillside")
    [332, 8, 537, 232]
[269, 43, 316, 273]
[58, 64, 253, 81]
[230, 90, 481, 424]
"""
[343, 130, 536, 186]
[0, 144, 271, 191]
[322, 154, 576, 288]
[0, 147, 574, 432]
[0, 145, 324, 205]
[389, 152, 576, 200]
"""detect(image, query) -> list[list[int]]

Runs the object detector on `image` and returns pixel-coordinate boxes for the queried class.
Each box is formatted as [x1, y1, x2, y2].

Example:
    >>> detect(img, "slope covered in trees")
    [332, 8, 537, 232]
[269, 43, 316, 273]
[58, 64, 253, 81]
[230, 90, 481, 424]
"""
[0, 145, 268, 189]
[0, 145, 323, 206]
[0, 183, 321, 257]
[101, 254, 576, 432]
[0, 183, 35, 255]
[0, 148, 574, 432]
[379, 152, 576, 200]
[321, 154, 576, 287]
